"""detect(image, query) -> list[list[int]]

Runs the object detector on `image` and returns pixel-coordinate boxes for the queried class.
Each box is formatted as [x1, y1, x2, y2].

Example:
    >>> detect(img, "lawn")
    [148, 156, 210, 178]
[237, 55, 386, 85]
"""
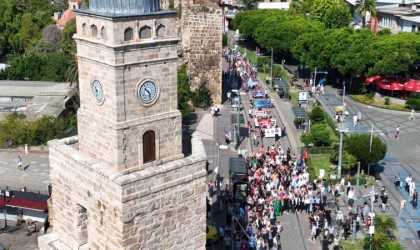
[306, 154, 331, 181]
[340, 239, 364, 250]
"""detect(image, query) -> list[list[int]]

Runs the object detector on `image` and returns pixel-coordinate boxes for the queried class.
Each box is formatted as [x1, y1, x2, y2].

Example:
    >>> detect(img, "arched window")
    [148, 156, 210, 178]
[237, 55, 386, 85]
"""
[91, 25, 98, 37]
[82, 23, 86, 35]
[143, 130, 156, 163]
[156, 24, 165, 37]
[139, 26, 151, 39]
[124, 27, 133, 41]
[101, 26, 107, 40]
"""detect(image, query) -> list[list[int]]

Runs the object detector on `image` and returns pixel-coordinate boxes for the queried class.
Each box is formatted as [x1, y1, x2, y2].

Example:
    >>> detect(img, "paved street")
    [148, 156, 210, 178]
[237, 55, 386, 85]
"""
[0, 151, 50, 194]
[319, 84, 420, 249]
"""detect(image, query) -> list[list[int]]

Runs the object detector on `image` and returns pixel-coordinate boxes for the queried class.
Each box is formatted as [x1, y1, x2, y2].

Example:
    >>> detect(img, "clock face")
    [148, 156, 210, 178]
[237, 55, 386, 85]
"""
[139, 81, 158, 103]
[92, 80, 104, 102]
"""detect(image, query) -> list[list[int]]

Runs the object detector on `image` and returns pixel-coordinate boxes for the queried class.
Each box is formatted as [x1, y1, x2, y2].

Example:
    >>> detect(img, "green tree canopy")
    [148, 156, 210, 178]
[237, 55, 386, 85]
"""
[374, 215, 397, 234]
[309, 106, 325, 123]
[177, 64, 192, 117]
[363, 231, 391, 250]
[59, 20, 77, 55]
[346, 133, 387, 163]
[380, 241, 404, 250]
[254, 15, 324, 54]
[322, 0, 352, 29]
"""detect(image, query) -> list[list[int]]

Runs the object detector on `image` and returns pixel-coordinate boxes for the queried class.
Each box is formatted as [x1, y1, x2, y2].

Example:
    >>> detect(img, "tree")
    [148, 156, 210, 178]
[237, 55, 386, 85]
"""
[59, 20, 77, 55]
[289, 0, 312, 16]
[254, 15, 324, 54]
[346, 133, 387, 163]
[323, 0, 352, 29]
[374, 215, 397, 234]
[177, 64, 192, 117]
[309, 106, 325, 123]
[331, 29, 376, 76]
[368, 32, 420, 76]
[381, 241, 404, 250]
[301, 124, 331, 146]
[355, 0, 377, 28]
[363, 231, 391, 250]
[231, 10, 286, 38]
[237, 0, 260, 10]
[17, 12, 41, 52]
[41, 25, 62, 51]
[330, 144, 357, 170]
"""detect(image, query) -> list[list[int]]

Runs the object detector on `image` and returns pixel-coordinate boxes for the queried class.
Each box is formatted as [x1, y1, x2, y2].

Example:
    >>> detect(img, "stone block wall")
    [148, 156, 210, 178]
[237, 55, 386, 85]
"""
[180, 0, 223, 105]
[74, 12, 184, 173]
[43, 133, 207, 250]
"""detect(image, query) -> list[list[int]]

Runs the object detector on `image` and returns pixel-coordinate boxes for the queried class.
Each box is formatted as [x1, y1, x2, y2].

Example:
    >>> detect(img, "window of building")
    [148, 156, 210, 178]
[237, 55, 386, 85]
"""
[76, 204, 88, 245]
[82, 23, 86, 35]
[91, 25, 98, 37]
[143, 130, 156, 163]
[124, 27, 133, 41]
[156, 24, 165, 37]
[101, 27, 107, 40]
[140, 26, 151, 39]
[412, 25, 417, 32]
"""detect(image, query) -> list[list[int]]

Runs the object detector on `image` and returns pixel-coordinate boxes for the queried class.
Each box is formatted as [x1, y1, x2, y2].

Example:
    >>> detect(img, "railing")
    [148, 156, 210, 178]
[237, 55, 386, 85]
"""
[0, 185, 49, 195]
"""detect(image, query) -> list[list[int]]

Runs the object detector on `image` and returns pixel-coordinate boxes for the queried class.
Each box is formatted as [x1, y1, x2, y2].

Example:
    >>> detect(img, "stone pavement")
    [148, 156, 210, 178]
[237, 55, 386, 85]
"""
[0, 151, 50, 194]
[318, 84, 420, 249]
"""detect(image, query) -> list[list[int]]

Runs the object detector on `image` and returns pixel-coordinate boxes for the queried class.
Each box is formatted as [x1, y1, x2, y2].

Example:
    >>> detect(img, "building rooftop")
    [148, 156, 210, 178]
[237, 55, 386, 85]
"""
[56, 8, 76, 27]
[377, 6, 420, 16]
[0, 81, 76, 120]
[88, 0, 160, 15]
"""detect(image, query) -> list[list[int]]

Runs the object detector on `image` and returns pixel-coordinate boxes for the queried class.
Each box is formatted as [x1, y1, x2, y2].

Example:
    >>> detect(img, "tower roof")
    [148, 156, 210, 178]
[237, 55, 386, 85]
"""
[88, 0, 160, 16]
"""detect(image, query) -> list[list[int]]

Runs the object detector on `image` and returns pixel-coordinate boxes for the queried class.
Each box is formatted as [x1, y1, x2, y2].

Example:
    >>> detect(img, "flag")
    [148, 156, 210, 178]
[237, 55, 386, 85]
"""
[303, 148, 309, 160]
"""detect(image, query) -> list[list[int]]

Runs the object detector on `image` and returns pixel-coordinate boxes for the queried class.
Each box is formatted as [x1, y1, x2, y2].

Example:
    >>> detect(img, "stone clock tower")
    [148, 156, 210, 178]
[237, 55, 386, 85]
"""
[38, 1, 207, 249]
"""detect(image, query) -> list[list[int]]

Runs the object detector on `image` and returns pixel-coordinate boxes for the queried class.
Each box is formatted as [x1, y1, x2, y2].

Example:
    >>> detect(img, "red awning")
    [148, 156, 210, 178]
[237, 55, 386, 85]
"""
[2, 198, 47, 211]
[379, 82, 404, 91]
[365, 75, 382, 84]
[404, 80, 420, 93]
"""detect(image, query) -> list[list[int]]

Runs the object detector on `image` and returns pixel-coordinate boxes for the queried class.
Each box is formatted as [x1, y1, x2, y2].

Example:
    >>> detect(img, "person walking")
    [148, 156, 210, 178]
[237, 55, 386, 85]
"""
[395, 125, 400, 139]
[409, 109, 415, 120]
[412, 189, 418, 209]
[395, 172, 402, 189]
[252, 133, 258, 147]
[17, 156, 23, 171]
[380, 193, 389, 213]
[353, 114, 358, 127]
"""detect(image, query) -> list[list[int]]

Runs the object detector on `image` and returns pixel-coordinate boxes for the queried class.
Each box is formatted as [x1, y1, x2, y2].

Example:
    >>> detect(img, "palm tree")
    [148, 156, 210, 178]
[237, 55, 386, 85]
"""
[355, 0, 377, 28]
[374, 215, 397, 234]
[66, 57, 80, 109]
[381, 241, 405, 250]
[363, 231, 391, 250]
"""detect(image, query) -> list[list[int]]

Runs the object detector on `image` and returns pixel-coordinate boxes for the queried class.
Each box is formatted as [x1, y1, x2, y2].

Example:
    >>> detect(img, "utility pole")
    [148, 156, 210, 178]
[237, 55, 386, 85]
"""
[270, 49, 273, 87]
[338, 131, 343, 178]
[356, 162, 361, 200]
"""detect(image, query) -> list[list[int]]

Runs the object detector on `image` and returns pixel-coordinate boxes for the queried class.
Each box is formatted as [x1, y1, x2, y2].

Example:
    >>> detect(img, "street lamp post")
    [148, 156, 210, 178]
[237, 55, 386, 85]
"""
[312, 68, 328, 86]
[337, 126, 348, 179]
[342, 81, 346, 107]
[257, 49, 273, 87]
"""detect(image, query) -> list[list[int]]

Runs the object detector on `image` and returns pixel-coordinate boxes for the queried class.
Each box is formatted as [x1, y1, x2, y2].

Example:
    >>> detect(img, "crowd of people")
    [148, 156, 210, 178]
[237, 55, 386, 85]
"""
[213, 48, 410, 250]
